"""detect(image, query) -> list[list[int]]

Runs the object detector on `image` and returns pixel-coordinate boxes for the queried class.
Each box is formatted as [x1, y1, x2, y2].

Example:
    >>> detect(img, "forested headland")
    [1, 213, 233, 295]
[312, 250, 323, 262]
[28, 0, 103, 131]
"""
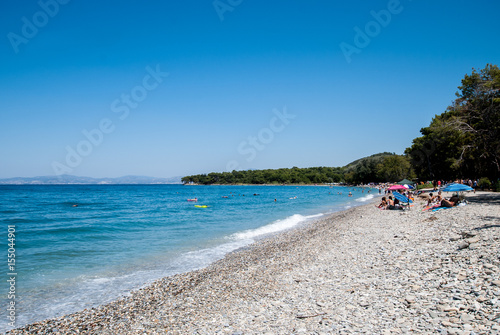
[183, 64, 500, 190]
[181, 153, 409, 185]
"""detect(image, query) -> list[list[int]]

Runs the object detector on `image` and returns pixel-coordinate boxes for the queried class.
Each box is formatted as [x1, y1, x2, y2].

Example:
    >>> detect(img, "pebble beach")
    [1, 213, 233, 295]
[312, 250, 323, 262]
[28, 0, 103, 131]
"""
[7, 191, 500, 334]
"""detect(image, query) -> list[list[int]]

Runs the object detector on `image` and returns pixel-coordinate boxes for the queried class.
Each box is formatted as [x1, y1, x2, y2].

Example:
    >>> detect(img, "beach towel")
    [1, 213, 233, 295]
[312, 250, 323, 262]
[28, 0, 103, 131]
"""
[431, 207, 453, 212]
[422, 205, 440, 211]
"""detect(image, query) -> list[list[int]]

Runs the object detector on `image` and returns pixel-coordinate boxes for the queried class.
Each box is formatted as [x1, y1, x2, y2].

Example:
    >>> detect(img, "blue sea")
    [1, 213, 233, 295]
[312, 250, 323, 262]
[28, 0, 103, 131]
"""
[0, 184, 376, 332]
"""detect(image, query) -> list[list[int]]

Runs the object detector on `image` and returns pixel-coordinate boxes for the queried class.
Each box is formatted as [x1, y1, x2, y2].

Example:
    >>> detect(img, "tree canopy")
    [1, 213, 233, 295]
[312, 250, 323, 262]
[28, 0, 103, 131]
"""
[181, 166, 345, 185]
[406, 64, 500, 181]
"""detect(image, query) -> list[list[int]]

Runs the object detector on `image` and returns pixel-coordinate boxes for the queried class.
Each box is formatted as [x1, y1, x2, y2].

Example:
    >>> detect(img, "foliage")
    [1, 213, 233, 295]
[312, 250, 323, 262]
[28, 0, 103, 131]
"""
[417, 183, 434, 190]
[343, 152, 405, 184]
[494, 180, 500, 192]
[375, 155, 413, 182]
[478, 177, 491, 190]
[182, 153, 413, 185]
[406, 64, 500, 182]
[182, 166, 345, 185]
[343, 153, 414, 184]
[405, 112, 467, 180]
[343, 152, 394, 171]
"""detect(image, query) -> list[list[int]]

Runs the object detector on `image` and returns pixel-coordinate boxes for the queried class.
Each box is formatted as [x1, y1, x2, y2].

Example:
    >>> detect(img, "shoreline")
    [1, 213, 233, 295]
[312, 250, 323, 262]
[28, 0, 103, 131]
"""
[4, 199, 376, 334]
[7, 192, 500, 334]
[183, 183, 373, 187]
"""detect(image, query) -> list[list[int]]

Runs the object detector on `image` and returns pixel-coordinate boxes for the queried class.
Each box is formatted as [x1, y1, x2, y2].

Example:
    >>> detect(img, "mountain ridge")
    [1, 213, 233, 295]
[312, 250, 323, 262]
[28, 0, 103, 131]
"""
[0, 175, 182, 185]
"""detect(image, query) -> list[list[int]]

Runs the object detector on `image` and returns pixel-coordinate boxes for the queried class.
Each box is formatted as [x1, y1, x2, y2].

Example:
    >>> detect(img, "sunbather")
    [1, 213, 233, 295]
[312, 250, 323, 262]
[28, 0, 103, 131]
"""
[386, 196, 397, 210]
[441, 195, 460, 208]
[427, 192, 443, 206]
[427, 193, 435, 206]
[377, 197, 387, 209]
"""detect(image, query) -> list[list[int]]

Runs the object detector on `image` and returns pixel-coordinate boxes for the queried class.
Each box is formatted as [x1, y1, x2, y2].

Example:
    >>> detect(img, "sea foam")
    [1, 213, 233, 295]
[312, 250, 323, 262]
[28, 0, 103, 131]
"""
[231, 213, 323, 240]
[355, 194, 375, 202]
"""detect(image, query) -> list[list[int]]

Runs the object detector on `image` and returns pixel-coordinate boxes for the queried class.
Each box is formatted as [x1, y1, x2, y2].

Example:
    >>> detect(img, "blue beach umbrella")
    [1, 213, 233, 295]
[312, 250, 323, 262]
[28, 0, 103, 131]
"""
[392, 191, 413, 204]
[441, 183, 474, 192]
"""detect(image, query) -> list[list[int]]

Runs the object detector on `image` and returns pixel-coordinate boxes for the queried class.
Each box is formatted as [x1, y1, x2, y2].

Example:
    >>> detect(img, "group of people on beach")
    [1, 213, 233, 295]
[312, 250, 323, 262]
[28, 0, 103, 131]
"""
[377, 196, 394, 209]
[377, 194, 405, 210]
[377, 189, 462, 211]
[431, 179, 478, 191]
[426, 191, 460, 208]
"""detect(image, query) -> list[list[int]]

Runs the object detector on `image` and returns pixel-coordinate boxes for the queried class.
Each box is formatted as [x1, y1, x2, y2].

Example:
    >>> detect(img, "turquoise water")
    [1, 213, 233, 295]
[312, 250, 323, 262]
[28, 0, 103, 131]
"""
[0, 184, 376, 331]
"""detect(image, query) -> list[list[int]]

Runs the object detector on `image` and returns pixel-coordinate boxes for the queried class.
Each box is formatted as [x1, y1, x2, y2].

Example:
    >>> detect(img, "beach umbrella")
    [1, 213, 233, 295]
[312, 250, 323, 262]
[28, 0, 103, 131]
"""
[441, 183, 473, 192]
[403, 184, 414, 189]
[388, 184, 407, 191]
[392, 191, 413, 205]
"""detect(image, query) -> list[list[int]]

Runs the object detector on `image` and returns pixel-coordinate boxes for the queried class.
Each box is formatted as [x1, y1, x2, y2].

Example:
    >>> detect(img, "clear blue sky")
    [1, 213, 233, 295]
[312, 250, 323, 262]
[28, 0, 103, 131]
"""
[1, 0, 499, 178]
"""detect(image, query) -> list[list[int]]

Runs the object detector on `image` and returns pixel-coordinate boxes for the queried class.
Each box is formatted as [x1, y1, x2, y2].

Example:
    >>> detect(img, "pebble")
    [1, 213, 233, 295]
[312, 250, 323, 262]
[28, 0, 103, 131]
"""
[405, 296, 416, 304]
[461, 314, 474, 322]
[465, 236, 480, 244]
[6, 192, 500, 334]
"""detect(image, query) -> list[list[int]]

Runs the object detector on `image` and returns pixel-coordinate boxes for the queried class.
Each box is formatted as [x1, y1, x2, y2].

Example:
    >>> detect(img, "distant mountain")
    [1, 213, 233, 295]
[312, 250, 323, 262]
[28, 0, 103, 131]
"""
[0, 175, 182, 185]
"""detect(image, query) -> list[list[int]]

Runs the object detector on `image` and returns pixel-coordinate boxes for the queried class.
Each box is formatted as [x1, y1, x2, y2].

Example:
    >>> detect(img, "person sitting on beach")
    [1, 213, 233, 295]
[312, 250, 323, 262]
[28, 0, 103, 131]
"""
[377, 197, 387, 209]
[387, 196, 403, 210]
[386, 196, 395, 209]
[427, 193, 435, 206]
[427, 193, 442, 206]
[441, 195, 460, 208]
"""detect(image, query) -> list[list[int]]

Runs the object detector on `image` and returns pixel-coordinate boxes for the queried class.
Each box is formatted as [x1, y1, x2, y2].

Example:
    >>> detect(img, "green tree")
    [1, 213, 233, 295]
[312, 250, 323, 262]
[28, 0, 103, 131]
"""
[452, 64, 500, 179]
[406, 64, 500, 181]
[376, 155, 412, 182]
[405, 111, 467, 180]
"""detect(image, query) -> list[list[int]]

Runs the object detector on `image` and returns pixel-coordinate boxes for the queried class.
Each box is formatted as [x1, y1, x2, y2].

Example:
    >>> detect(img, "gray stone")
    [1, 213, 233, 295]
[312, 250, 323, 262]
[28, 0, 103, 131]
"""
[465, 236, 480, 244]
[461, 231, 478, 238]
[460, 313, 474, 322]
[405, 296, 416, 304]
